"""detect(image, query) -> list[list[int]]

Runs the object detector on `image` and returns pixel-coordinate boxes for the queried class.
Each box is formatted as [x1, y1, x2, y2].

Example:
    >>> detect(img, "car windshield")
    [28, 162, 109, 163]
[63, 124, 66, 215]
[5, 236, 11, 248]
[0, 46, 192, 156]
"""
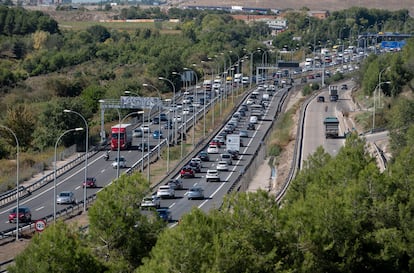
[59, 192, 70, 197]
[11, 208, 27, 213]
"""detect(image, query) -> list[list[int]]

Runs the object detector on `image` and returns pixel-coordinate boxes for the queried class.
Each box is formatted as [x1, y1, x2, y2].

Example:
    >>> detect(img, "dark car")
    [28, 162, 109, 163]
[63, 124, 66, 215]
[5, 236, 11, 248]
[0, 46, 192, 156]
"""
[137, 143, 149, 151]
[168, 179, 184, 190]
[341, 84, 348, 90]
[198, 151, 210, 162]
[180, 166, 195, 178]
[247, 123, 256, 130]
[164, 121, 173, 129]
[189, 161, 202, 173]
[9, 207, 32, 223]
[83, 177, 97, 188]
[152, 117, 160, 124]
[227, 150, 240, 160]
[159, 113, 168, 122]
[317, 96, 325, 103]
[156, 209, 172, 222]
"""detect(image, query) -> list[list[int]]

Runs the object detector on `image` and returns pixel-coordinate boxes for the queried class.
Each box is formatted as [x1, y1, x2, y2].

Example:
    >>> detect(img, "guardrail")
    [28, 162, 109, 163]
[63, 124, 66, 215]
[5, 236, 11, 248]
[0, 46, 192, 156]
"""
[0, 150, 99, 208]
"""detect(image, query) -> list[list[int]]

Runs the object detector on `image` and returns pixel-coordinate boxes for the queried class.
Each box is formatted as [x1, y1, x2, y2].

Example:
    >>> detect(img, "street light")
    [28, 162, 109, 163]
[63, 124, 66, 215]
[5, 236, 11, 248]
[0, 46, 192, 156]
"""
[124, 91, 146, 172]
[63, 109, 89, 212]
[372, 81, 391, 132]
[184, 67, 198, 147]
[249, 48, 261, 88]
[142, 84, 162, 158]
[159, 76, 176, 145]
[0, 125, 19, 240]
[54, 127, 83, 221]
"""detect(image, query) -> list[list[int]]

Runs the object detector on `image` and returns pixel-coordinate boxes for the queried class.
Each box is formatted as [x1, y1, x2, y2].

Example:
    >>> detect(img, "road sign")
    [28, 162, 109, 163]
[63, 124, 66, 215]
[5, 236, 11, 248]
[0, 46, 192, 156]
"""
[35, 220, 46, 232]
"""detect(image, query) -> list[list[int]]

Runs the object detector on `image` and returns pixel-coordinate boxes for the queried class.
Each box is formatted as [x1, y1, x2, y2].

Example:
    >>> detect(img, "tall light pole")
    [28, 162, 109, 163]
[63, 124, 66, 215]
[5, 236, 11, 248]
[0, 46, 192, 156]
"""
[249, 48, 261, 88]
[142, 84, 162, 158]
[124, 91, 146, 172]
[146, 103, 157, 183]
[0, 125, 19, 240]
[63, 109, 89, 212]
[184, 67, 198, 147]
[372, 81, 391, 132]
[378, 67, 390, 108]
[159, 76, 176, 145]
[54, 128, 83, 221]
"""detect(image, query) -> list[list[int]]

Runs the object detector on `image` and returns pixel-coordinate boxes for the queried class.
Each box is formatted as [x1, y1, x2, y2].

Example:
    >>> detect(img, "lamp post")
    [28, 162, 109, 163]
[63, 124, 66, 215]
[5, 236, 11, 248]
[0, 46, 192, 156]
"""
[249, 49, 261, 88]
[124, 91, 146, 172]
[146, 103, 158, 183]
[184, 67, 198, 147]
[63, 109, 89, 212]
[142, 84, 163, 158]
[378, 67, 390, 108]
[0, 125, 19, 240]
[159, 76, 176, 145]
[54, 128, 83, 221]
[372, 81, 391, 132]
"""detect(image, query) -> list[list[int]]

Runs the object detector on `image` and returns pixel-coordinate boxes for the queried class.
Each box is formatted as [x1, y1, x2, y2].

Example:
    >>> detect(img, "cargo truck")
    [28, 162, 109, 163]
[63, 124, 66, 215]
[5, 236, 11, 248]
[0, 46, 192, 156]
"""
[323, 117, 339, 138]
[329, 85, 338, 101]
[111, 123, 133, 150]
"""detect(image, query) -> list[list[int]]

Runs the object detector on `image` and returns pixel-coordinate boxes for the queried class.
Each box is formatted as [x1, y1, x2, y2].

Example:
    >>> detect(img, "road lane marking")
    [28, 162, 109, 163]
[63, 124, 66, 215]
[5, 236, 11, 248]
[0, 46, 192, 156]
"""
[35, 206, 44, 211]
[169, 203, 176, 209]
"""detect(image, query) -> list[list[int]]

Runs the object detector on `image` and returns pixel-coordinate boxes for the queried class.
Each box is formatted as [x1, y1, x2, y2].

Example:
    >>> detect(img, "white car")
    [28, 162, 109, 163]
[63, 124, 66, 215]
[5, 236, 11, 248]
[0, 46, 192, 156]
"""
[132, 128, 143, 138]
[140, 195, 161, 209]
[207, 144, 219, 154]
[216, 160, 229, 171]
[56, 191, 76, 205]
[140, 124, 151, 133]
[206, 169, 220, 182]
[190, 157, 202, 168]
[182, 108, 190, 115]
[246, 98, 255, 105]
[172, 116, 182, 123]
[157, 185, 175, 199]
[112, 157, 126, 168]
[249, 116, 258, 124]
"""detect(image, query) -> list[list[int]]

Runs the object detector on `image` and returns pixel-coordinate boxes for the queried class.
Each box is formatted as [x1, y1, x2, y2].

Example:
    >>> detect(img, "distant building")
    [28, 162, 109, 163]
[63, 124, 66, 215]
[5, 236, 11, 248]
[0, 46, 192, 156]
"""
[231, 14, 287, 35]
[307, 10, 329, 20]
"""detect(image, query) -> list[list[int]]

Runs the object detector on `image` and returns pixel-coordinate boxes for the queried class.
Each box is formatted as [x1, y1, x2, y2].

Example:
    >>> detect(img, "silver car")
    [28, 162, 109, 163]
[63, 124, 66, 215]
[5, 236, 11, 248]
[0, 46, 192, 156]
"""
[56, 191, 76, 205]
[187, 187, 204, 200]
[140, 196, 161, 209]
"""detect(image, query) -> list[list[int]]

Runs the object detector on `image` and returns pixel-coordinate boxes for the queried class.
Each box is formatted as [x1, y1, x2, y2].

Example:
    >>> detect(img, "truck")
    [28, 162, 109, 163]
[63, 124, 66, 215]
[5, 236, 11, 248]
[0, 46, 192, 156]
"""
[329, 85, 338, 101]
[203, 79, 212, 91]
[323, 117, 339, 138]
[111, 123, 133, 150]
[233, 73, 243, 84]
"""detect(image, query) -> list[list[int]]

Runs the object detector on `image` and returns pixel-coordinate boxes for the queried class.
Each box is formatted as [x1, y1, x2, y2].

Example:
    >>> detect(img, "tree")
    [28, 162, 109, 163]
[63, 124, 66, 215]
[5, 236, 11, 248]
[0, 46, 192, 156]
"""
[3, 103, 36, 150]
[8, 221, 106, 273]
[88, 173, 165, 271]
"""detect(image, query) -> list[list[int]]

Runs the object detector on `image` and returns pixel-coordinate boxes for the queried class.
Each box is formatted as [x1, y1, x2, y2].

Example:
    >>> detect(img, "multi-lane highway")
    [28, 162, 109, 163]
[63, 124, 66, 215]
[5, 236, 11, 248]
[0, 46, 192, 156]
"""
[0, 81, 289, 232]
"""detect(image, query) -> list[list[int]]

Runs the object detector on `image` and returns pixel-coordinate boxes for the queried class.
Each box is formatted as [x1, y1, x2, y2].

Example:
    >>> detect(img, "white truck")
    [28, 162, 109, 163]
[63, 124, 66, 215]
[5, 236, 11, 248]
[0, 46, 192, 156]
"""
[233, 73, 243, 84]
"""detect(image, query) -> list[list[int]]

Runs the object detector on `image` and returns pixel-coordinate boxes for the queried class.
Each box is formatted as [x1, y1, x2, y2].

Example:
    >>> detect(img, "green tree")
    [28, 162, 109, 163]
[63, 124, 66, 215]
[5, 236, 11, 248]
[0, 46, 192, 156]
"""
[8, 221, 106, 273]
[89, 173, 165, 271]
[3, 103, 36, 150]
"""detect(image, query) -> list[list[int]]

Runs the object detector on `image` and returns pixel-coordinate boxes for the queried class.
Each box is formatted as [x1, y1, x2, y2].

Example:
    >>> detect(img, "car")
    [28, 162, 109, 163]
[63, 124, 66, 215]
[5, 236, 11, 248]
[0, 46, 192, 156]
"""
[206, 169, 220, 182]
[156, 208, 172, 222]
[215, 135, 226, 146]
[137, 143, 149, 151]
[317, 96, 325, 103]
[159, 113, 168, 122]
[190, 157, 202, 167]
[8, 207, 31, 223]
[341, 84, 348, 90]
[220, 153, 233, 165]
[180, 166, 195, 178]
[207, 144, 219, 154]
[132, 128, 143, 138]
[249, 116, 258, 124]
[83, 177, 97, 188]
[112, 157, 126, 168]
[239, 130, 249, 138]
[216, 160, 229, 171]
[157, 185, 175, 199]
[228, 150, 240, 160]
[198, 151, 210, 162]
[140, 195, 161, 209]
[152, 117, 160, 124]
[153, 130, 163, 139]
[210, 139, 222, 148]
[189, 161, 202, 173]
[164, 121, 173, 129]
[140, 124, 151, 133]
[247, 123, 256, 130]
[187, 186, 205, 200]
[172, 116, 182, 123]
[168, 179, 184, 190]
[182, 108, 190, 115]
[246, 98, 255, 105]
[224, 124, 235, 133]
[56, 191, 76, 205]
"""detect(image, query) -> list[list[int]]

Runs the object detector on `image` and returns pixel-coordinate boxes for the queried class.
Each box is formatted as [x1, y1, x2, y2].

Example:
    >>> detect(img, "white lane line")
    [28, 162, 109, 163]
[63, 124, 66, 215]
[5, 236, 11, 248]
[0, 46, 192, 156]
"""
[75, 186, 81, 191]
[169, 203, 176, 209]
[35, 206, 44, 211]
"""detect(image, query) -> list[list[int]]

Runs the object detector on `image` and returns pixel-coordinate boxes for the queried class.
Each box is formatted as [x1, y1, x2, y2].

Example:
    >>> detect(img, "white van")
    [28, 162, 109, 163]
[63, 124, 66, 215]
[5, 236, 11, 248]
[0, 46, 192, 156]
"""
[249, 116, 258, 124]
[262, 93, 269, 101]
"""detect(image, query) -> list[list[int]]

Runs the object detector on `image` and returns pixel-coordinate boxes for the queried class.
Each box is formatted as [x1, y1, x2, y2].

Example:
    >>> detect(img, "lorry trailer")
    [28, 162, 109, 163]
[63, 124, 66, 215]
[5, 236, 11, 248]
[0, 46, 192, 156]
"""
[111, 123, 133, 150]
[323, 117, 339, 138]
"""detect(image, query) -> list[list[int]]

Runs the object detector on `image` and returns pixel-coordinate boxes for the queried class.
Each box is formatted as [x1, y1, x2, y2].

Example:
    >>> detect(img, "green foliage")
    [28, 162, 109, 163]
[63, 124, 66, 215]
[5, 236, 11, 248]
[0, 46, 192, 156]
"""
[89, 173, 165, 270]
[8, 221, 106, 273]
[86, 25, 110, 43]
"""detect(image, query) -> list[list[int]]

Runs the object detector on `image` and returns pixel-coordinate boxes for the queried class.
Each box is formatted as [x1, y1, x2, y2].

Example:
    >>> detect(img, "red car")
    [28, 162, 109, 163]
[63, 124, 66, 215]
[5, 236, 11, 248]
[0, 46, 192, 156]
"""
[83, 177, 97, 188]
[180, 166, 195, 178]
[9, 207, 32, 223]
[210, 139, 222, 148]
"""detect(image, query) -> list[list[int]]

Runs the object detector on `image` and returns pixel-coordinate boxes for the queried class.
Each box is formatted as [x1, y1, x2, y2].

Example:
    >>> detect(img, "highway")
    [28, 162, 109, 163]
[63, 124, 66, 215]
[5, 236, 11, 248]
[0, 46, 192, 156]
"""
[0, 82, 289, 231]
